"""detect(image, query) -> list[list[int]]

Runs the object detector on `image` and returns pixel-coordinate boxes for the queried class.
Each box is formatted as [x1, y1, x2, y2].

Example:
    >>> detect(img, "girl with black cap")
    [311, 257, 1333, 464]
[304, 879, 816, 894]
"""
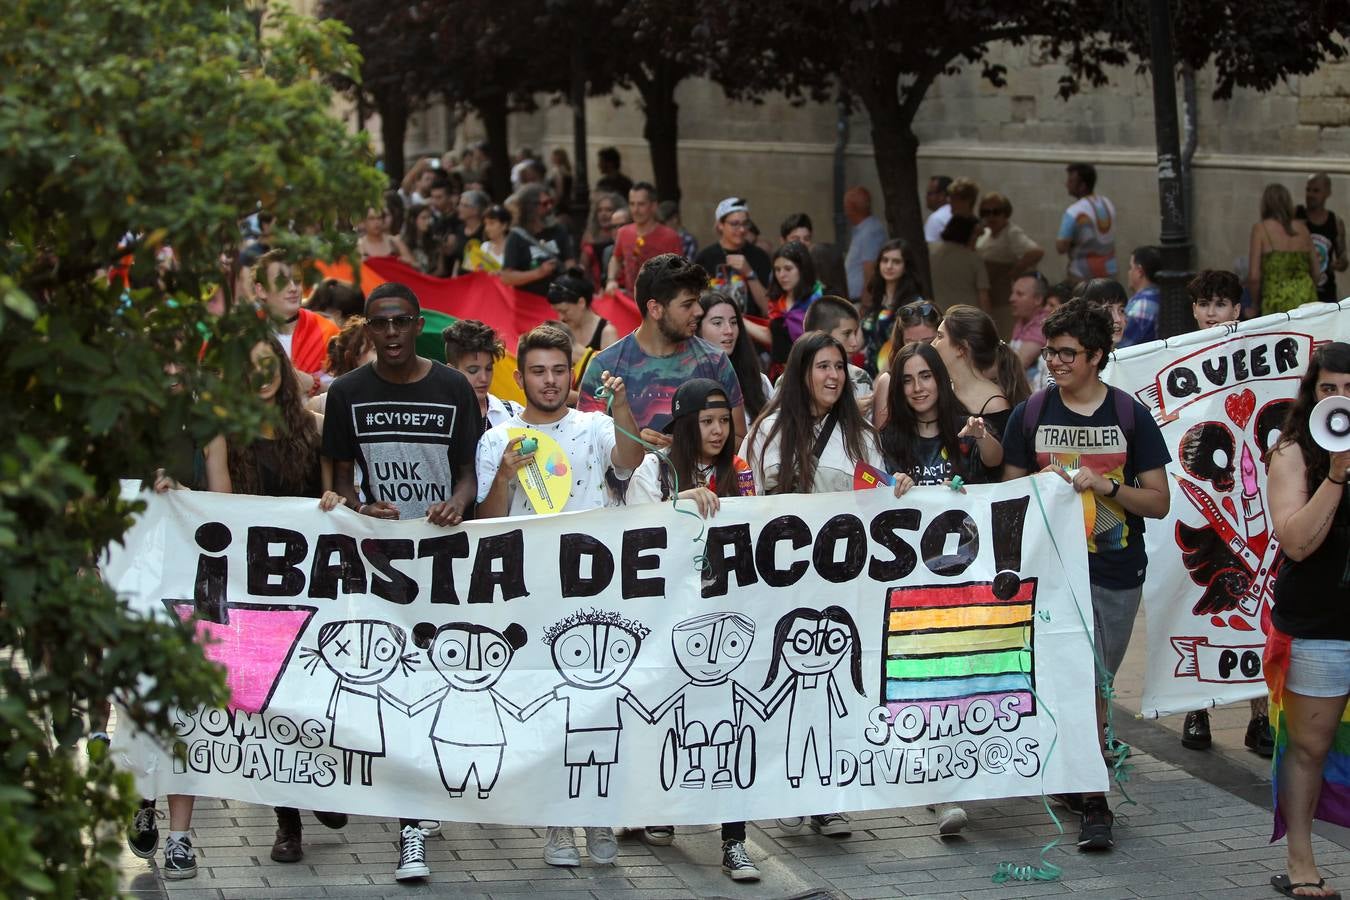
[624, 377, 761, 881]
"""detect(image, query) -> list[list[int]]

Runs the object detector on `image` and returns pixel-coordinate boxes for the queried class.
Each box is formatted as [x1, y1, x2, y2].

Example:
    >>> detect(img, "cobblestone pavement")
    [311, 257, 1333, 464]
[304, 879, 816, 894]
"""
[119, 621, 1350, 899]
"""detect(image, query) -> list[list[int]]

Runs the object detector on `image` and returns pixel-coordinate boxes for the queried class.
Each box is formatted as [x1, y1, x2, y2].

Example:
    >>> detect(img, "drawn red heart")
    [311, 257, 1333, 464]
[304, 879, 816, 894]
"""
[1227, 615, 1254, 632]
[1210, 615, 1227, 628]
[1225, 389, 1256, 429]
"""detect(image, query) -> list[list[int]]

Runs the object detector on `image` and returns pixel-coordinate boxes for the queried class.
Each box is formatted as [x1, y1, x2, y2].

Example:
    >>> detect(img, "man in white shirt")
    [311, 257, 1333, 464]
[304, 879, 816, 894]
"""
[474, 323, 643, 867]
[477, 324, 642, 517]
[923, 175, 953, 242]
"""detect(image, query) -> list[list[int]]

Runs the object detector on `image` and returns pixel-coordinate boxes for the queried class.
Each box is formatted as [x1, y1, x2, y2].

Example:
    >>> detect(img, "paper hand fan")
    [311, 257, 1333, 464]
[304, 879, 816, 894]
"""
[508, 427, 571, 514]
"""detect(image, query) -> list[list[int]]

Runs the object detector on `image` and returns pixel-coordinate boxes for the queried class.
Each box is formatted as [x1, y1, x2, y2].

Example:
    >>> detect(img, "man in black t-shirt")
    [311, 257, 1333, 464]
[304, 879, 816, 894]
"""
[323, 283, 481, 525]
[321, 282, 482, 881]
[694, 197, 771, 314]
[500, 183, 576, 297]
[1296, 172, 1347, 302]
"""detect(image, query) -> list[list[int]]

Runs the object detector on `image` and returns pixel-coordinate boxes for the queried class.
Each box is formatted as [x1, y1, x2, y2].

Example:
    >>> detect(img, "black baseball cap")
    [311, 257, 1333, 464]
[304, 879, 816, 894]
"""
[663, 378, 730, 433]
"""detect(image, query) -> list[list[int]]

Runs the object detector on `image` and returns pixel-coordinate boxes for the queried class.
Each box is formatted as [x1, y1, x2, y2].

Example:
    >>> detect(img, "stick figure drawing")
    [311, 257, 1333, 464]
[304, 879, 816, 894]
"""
[650, 612, 767, 790]
[760, 606, 865, 788]
[300, 620, 419, 787]
[409, 622, 530, 800]
[518, 609, 655, 798]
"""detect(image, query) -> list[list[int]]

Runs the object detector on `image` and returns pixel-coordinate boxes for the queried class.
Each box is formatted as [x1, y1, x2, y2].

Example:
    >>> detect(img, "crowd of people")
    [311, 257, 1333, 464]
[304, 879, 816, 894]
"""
[125, 149, 1350, 898]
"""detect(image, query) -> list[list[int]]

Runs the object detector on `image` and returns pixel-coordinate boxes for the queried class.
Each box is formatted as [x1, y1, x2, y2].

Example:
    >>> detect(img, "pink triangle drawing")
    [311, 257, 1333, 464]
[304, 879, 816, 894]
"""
[167, 602, 316, 714]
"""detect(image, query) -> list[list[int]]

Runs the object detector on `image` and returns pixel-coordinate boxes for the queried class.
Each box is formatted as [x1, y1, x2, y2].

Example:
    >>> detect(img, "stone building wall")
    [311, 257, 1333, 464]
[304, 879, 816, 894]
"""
[384, 40, 1350, 284]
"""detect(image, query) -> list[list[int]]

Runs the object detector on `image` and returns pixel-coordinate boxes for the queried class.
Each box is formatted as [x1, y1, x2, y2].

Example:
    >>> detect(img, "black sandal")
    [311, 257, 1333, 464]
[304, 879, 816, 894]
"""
[1272, 873, 1342, 899]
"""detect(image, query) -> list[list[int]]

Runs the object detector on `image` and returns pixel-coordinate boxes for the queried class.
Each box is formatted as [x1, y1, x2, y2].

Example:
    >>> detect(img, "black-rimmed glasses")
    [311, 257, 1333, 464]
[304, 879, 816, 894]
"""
[1040, 346, 1081, 364]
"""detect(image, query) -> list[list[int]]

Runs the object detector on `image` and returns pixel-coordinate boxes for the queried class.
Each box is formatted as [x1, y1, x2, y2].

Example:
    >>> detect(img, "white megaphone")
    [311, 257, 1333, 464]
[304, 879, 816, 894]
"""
[1310, 394, 1350, 452]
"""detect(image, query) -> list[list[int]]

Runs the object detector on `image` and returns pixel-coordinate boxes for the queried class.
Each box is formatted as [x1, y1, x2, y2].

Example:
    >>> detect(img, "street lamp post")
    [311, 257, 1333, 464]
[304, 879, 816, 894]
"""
[1148, 0, 1194, 339]
[570, 36, 590, 240]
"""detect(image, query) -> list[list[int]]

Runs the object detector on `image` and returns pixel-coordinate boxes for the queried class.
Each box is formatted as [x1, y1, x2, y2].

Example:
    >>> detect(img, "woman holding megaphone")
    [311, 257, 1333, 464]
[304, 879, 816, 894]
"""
[1265, 341, 1350, 900]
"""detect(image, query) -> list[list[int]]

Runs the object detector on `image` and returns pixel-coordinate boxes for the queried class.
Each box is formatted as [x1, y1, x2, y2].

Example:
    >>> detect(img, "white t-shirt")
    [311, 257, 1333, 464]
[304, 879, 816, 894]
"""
[475, 409, 628, 516]
[741, 412, 883, 495]
[485, 393, 522, 430]
[924, 204, 953, 242]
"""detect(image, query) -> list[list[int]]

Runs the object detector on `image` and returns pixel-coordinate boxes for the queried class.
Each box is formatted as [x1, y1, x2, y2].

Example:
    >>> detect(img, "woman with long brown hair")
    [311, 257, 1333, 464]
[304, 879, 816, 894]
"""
[1264, 342, 1350, 900]
[1250, 183, 1318, 316]
[878, 341, 1002, 487]
[742, 331, 883, 496]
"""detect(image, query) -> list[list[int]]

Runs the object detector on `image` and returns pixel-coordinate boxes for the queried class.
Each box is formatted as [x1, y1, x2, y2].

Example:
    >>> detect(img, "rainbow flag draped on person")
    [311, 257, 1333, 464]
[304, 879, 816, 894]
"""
[1264, 627, 1350, 840]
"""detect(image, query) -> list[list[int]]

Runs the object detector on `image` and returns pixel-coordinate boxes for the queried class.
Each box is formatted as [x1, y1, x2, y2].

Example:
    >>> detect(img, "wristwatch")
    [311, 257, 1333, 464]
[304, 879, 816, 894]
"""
[1106, 478, 1121, 498]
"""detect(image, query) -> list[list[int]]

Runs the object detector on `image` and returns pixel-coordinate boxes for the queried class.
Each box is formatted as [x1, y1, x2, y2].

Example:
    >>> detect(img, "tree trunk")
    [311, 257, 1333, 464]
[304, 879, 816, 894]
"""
[376, 92, 408, 185]
[861, 91, 929, 296]
[638, 62, 682, 204]
[477, 93, 512, 202]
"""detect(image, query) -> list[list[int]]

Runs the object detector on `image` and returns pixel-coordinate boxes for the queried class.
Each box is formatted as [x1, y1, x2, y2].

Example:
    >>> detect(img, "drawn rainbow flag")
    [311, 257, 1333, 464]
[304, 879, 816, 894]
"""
[882, 579, 1037, 723]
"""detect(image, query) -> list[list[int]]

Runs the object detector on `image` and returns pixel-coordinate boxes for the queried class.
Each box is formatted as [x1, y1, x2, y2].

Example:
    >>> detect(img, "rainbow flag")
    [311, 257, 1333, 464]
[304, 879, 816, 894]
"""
[311, 258, 644, 406]
[883, 579, 1037, 723]
[1265, 627, 1350, 840]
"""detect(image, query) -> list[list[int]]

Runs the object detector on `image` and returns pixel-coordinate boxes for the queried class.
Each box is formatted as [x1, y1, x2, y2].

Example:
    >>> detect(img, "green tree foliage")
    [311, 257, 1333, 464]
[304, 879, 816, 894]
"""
[0, 2, 383, 894]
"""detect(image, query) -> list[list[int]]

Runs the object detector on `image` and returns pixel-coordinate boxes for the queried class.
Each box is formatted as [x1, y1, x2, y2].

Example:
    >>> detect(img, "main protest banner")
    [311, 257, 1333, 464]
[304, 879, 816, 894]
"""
[105, 476, 1105, 825]
[1105, 301, 1350, 718]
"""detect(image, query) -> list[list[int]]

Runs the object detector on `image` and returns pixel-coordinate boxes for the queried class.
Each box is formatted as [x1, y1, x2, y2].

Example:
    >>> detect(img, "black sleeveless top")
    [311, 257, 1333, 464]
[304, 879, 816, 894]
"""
[1297, 207, 1340, 302]
[587, 317, 609, 351]
[246, 437, 322, 499]
[1272, 486, 1350, 641]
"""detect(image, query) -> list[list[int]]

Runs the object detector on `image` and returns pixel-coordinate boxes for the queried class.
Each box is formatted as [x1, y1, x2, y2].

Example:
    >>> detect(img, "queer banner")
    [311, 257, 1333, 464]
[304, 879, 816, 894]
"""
[1105, 301, 1350, 718]
[105, 477, 1104, 825]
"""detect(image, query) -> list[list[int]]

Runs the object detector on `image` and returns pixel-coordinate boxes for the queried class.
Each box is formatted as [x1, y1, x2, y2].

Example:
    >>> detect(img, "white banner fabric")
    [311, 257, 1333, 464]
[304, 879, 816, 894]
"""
[105, 475, 1105, 825]
[1104, 301, 1350, 718]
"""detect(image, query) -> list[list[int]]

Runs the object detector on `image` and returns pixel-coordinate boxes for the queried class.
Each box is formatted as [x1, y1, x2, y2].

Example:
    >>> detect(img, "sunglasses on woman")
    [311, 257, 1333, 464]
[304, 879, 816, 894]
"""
[898, 301, 940, 325]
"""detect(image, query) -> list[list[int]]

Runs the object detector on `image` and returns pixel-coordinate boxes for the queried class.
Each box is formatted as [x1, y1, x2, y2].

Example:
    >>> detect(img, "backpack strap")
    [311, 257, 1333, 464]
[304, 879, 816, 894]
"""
[1021, 385, 1055, 448]
[1107, 385, 1135, 441]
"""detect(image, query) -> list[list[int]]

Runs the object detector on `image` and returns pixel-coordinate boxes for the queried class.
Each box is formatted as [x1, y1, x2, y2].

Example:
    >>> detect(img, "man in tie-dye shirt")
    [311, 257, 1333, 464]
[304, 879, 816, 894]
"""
[1056, 162, 1118, 282]
[578, 254, 744, 447]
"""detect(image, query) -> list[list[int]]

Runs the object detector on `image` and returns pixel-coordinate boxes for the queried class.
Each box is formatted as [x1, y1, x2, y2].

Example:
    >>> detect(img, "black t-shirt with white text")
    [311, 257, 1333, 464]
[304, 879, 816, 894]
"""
[322, 362, 482, 518]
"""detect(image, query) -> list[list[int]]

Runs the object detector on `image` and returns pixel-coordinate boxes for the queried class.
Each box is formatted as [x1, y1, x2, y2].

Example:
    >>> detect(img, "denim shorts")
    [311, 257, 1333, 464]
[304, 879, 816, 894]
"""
[1286, 639, 1350, 698]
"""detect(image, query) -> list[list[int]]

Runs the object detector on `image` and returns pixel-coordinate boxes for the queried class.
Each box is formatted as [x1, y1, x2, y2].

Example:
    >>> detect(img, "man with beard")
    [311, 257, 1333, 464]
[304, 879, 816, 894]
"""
[476, 323, 640, 518]
[578, 254, 745, 447]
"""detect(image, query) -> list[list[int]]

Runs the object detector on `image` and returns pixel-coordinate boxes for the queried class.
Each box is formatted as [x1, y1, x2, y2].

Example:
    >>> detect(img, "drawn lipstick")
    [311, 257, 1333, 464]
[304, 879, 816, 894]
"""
[1238, 444, 1269, 554]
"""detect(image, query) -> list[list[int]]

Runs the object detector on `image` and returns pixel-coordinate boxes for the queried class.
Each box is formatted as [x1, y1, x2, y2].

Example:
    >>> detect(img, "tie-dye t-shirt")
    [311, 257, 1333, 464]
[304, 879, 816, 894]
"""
[1057, 194, 1118, 280]
[577, 334, 743, 433]
[1001, 387, 1170, 589]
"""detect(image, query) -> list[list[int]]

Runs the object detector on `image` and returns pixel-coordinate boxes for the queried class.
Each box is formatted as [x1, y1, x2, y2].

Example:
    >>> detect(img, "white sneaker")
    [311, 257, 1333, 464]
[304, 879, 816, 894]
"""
[395, 824, 429, 881]
[543, 826, 580, 867]
[584, 826, 618, 864]
[937, 805, 969, 836]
